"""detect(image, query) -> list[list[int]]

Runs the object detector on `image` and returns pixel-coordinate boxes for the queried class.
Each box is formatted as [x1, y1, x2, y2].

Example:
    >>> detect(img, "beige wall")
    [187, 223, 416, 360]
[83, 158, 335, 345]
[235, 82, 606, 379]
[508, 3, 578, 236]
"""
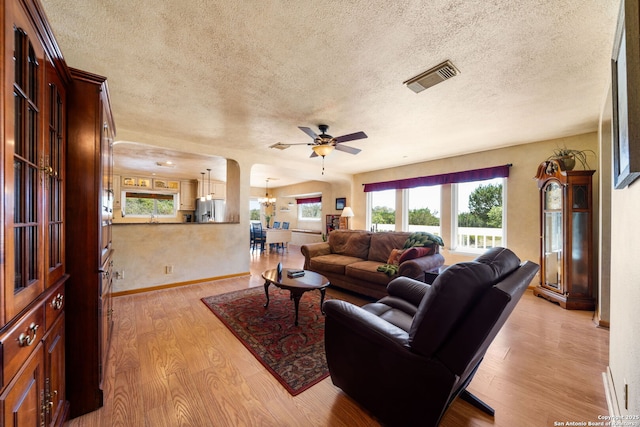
[112, 223, 249, 293]
[352, 133, 599, 271]
[603, 69, 640, 414]
[609, 180, 640, 415]
[251, 178, 352, 234]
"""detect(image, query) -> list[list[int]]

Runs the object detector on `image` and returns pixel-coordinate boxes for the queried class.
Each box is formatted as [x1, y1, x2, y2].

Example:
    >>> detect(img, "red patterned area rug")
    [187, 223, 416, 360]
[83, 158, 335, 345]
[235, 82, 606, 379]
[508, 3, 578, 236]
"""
[201, 286, 329, 396]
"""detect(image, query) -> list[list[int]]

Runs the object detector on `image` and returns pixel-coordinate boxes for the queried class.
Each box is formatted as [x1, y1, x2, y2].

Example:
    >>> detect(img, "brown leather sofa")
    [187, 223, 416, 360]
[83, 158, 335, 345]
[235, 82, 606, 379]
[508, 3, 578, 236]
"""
[300, 230, 445, 299]
[323, 247, 539, 426]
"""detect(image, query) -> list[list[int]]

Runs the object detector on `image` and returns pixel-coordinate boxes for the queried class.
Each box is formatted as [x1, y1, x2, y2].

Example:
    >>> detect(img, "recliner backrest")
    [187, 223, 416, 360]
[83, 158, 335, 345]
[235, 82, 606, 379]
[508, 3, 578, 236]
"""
[435, 260, 539, 376]
[408, 247, 522, 358]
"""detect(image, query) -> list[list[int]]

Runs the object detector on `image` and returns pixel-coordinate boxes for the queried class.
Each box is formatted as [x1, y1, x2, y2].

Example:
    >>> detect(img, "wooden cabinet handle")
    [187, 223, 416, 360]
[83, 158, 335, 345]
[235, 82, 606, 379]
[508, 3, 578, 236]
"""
[51, 293, 64, 310]
[18, 322, 39, 346]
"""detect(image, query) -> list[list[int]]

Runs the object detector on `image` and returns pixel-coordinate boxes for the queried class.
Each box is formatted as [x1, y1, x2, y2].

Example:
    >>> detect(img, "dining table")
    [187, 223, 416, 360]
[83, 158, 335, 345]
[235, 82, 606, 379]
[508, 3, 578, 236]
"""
[265, 228, 292, 253]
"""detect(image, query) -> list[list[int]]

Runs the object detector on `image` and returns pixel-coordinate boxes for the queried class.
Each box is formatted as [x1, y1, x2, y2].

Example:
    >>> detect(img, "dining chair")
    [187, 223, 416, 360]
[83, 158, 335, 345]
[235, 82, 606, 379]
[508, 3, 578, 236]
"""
[250, 222, 266, 252]
[269, 221, 284, 251]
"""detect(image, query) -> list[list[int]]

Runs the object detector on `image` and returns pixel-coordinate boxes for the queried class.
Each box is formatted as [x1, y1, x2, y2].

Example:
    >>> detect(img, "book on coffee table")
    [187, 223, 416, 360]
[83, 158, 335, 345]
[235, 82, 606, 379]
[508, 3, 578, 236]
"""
[287, 269, 305, 278]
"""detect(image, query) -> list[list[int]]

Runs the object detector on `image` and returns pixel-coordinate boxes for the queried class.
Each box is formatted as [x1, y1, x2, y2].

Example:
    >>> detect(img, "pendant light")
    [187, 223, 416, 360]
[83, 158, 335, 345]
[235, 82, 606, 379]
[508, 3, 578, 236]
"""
[206, 168, 212, 200]
[200, 172, 205, 202]
[259, 179, 276, 207]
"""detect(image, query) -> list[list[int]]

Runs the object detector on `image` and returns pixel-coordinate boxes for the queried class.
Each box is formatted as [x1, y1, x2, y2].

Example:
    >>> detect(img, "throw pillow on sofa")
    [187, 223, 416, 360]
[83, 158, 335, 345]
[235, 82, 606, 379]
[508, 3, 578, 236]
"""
[387, 248, 405, 265]
[399, 246, 433, 264]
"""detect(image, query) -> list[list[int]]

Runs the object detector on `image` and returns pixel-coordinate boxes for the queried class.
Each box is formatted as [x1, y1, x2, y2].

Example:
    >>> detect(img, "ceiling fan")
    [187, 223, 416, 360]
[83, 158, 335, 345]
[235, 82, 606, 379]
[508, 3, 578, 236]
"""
[270, 124, 367, 158]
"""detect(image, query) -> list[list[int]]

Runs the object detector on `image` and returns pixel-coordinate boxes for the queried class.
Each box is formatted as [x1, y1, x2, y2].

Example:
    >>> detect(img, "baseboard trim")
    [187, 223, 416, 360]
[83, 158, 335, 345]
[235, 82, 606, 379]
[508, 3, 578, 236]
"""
[594, 310, 611, 328]
[112, 272, 251, 297]
[603, 366, 620, 417]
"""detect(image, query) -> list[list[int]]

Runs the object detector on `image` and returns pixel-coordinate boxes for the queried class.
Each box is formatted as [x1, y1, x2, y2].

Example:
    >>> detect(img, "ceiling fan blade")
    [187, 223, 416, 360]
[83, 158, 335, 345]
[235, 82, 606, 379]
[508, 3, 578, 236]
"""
[334, 131, 367, 143]
[299, 126, 318, 140]
[309, 151, 319, 158]
[335, 144, 361, 155]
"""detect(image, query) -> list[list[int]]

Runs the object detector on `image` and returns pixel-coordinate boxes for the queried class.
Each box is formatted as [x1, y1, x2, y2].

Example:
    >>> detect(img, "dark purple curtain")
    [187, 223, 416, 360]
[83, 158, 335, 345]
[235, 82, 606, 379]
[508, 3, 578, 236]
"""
[296, 196, 322, 204]
[363, 164, 511, 192]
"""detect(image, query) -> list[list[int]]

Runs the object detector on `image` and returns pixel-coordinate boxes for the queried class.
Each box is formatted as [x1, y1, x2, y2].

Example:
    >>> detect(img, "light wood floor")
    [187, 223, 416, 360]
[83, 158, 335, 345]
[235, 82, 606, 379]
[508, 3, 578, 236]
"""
[65, 245, 609, 426]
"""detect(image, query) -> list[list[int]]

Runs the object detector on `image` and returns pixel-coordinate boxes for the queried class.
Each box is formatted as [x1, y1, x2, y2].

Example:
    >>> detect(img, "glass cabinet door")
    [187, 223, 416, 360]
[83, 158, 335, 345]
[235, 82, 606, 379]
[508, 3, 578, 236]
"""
[5, 22, 46, 320]
[543, 181, 563, 291]
[44, 61, 66, 287]
[570, 184, 590, 295]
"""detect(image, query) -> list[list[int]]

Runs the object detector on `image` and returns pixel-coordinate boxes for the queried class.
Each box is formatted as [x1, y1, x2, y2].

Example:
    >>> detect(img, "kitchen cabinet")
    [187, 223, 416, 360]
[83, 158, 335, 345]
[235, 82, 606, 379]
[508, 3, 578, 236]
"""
[65, 68, 115, 417]
[153, 178, 179, 191]
[198, 179, 226, 199]
[180, 180, 197, 210]
[211, 182, 226, 199]
[1, 0, 70, 425]
[121, 176, 151, 188]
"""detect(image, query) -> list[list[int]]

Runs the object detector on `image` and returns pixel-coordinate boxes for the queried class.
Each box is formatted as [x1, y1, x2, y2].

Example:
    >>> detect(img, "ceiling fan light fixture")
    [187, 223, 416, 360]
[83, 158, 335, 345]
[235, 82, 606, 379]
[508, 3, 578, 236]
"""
[312, 144, 335, 157]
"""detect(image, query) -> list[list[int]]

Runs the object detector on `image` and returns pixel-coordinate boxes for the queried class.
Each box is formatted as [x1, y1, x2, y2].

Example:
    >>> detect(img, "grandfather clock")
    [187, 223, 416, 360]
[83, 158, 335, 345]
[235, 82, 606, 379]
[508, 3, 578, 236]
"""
[533, 160, 595, 310]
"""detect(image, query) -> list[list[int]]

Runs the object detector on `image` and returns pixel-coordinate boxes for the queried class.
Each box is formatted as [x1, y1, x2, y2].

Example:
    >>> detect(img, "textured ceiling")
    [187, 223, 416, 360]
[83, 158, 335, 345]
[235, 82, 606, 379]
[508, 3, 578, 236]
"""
[39, 0, 619, 188]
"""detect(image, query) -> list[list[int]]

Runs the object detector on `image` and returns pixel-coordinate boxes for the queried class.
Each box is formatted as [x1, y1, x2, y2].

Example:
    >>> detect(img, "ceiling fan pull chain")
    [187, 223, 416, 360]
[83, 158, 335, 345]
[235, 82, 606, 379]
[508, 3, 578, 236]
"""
[322, 156, 325, 175]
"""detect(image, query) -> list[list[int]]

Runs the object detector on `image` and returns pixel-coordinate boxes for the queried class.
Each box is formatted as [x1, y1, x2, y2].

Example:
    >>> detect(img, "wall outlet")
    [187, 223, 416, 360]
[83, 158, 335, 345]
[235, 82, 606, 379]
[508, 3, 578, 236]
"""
[165, 265, 173, 274]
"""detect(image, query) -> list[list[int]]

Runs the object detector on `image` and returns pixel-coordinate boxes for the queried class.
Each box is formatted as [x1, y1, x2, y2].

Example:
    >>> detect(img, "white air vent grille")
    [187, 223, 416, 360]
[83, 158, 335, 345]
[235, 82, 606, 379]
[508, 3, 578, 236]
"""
[404, 60, 459, 94]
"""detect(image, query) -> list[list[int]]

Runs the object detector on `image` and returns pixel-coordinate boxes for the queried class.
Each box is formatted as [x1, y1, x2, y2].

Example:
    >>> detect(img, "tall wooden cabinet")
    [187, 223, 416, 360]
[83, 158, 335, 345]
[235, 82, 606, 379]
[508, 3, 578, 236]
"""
[533, 160, 595, 310]
[1, 0, 70, 425]
[2, 0, 116, 423]
[65, 68, 115, 418]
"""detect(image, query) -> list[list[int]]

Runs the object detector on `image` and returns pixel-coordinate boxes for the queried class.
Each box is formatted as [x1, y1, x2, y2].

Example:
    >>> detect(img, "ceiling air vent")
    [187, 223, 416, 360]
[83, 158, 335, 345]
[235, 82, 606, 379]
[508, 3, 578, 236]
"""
[269, 142, 290, 150]
[403, 60, 459, 94]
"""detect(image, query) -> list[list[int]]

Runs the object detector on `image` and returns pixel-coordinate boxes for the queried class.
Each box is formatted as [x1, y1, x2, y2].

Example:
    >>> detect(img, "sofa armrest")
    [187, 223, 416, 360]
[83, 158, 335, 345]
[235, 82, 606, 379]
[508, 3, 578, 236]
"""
[398, 253, 445, 281]
[300, 242, 331, 269]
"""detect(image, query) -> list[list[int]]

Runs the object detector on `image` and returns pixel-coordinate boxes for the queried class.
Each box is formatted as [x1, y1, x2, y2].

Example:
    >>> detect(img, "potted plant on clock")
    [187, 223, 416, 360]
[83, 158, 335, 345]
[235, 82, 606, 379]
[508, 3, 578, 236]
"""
[546, 146, 596, 171]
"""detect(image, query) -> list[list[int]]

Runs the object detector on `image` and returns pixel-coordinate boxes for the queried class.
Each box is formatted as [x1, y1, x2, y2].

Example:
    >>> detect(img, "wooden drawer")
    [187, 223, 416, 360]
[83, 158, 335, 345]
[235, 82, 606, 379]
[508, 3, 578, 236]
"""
[44, 282, 65, 331]
[0, 304, 45, 391]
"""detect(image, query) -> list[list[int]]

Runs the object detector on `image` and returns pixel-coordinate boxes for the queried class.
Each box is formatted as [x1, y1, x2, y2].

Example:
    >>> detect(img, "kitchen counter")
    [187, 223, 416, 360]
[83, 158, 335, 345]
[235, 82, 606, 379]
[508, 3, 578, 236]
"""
[290, 229, 323, 245]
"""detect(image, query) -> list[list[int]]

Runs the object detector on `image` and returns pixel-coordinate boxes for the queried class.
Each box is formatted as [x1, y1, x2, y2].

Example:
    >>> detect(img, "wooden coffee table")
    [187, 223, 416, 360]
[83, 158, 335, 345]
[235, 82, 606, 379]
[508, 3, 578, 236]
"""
[262, 268, 330, 326]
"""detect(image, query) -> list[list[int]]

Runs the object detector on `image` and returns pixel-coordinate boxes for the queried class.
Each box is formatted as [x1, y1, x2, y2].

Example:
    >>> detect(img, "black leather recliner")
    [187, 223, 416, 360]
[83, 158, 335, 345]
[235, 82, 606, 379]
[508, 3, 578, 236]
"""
[323, 247, 539, 427]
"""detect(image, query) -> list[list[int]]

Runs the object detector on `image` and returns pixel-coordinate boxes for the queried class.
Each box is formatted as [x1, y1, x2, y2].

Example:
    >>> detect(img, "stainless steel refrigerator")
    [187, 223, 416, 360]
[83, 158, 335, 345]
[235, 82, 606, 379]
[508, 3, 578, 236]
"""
[195, 199, 226, 222]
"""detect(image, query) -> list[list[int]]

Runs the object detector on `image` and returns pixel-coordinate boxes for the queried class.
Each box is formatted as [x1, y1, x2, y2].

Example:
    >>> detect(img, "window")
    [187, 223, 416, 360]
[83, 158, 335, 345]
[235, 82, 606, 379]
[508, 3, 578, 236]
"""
[123, 191, 177, 217]
[364, 165, 509, 247]
[406, 186, 441, 236]
[369, 189, 395, 232]
[249, 199, 261, 221]
[453, 178, 505, 252]
[298, 202, 321, 220]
